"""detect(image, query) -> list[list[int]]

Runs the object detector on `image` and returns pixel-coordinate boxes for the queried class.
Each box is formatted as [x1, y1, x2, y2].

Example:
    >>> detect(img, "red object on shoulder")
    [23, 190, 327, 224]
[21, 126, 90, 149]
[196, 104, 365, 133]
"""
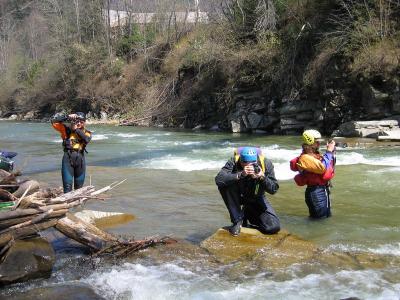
[291, 154, 334, 186]
[290, 157, 299, 171]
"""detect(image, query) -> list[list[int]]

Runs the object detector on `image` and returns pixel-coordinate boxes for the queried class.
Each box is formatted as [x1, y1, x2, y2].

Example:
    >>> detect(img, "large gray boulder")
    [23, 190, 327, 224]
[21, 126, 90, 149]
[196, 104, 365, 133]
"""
[0, 237, 55, 285]
[334, 120, 399, 137]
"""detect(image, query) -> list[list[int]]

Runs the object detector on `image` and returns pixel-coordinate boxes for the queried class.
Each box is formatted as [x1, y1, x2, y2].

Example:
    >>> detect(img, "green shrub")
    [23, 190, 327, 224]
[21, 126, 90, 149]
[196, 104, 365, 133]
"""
[116, 25, 156, 59]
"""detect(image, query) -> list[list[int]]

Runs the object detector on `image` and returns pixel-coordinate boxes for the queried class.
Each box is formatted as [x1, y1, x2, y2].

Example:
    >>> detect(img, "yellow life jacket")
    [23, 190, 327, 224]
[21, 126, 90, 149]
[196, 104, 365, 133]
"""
[70, 131, 90, 151]
[63, 129, 91, 152]
[233, 147, 266, 173]
[296, 153, 326, 174]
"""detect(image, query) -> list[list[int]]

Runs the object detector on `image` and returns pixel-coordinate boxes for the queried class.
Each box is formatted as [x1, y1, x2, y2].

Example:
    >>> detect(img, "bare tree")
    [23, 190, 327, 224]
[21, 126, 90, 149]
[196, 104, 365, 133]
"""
[0, 16, 15, 72]
[73, 0, 81, 42]
[254, 0, 276, 33]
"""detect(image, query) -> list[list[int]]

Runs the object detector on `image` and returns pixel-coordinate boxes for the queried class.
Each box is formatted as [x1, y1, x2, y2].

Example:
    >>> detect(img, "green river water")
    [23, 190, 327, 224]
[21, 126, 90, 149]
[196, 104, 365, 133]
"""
[1, 121, 399, 299]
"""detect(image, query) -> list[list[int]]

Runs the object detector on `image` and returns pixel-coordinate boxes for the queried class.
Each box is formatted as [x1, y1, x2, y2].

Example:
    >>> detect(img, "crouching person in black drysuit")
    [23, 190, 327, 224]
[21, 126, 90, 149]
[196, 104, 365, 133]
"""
[215, 146, 280, 236]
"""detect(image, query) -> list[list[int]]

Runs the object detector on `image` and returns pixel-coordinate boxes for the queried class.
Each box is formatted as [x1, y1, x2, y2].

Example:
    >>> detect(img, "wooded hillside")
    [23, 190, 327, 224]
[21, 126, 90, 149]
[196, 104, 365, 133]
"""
[1, 1, 399, 134]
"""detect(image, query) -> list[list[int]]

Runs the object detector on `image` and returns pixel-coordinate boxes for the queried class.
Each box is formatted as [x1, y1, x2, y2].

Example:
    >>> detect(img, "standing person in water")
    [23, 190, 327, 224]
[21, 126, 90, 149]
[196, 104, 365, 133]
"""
[51, 112, 92, 193]
[290, 129, 336, 218]
[215, 146, 280, 236]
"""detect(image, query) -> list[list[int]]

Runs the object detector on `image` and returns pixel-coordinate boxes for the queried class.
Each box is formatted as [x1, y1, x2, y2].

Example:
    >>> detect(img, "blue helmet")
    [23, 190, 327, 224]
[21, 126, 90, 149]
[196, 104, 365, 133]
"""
[240, 147, 258, 162]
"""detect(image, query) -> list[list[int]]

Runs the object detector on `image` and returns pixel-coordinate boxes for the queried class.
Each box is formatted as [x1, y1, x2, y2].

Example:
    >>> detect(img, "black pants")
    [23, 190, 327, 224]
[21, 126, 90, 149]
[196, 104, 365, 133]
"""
[61, 151, 86, 193]
[218, 185, 280, 234]
[305, 185, 331, 218]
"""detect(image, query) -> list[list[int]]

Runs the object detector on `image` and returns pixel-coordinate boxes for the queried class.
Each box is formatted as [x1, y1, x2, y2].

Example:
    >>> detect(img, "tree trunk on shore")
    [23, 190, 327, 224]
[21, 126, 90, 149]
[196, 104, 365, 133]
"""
[56, 213, 118, 251]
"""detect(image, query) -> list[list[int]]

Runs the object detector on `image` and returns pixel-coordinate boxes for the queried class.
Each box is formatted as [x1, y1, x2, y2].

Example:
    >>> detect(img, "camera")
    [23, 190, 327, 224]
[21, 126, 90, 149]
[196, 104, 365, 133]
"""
[252, 163, 261, 174]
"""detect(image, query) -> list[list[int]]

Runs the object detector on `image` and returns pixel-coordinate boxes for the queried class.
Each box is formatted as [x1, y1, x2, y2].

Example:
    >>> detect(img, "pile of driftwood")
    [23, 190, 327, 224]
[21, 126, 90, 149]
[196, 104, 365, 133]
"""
[0, 177, 172, 261]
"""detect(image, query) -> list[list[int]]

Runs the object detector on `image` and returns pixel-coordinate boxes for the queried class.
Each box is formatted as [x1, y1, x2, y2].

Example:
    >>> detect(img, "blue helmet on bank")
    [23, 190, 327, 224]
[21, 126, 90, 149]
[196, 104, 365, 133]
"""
[240, 147, 258, 162]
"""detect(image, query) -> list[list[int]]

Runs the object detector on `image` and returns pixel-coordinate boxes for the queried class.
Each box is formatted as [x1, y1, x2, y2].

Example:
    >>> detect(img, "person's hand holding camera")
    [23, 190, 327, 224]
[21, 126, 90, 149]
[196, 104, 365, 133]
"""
[68, 113, 78, 120]
[239, 164, 265, 180]
[252, 164, 265, 180]
[241, 164, 255, 177]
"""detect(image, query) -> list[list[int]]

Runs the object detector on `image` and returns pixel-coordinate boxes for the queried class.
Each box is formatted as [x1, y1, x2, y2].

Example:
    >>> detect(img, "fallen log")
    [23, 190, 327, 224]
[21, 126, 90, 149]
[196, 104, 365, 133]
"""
[56, 213, 118, 251]
[0, 209, 67, 230]
[0, 219, 58, 248]
[46, 186, 95, 204]
[0, 209, 56, 234]
[93, 236, 175, 258]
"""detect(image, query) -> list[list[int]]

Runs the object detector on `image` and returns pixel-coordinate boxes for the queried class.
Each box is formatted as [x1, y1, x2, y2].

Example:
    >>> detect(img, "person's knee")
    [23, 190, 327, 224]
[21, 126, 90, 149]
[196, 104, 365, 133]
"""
[309, 207, 330, 219]
[260, 222, 280, 234]
[259, 213, 280, 234]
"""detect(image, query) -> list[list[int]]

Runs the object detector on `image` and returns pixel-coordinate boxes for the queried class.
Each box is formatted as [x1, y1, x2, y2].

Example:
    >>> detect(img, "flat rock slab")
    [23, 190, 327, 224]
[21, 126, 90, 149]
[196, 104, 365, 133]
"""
[201, 228, 317, 267]
[74, 210, 135, 229]
[201, 228, 400, 271]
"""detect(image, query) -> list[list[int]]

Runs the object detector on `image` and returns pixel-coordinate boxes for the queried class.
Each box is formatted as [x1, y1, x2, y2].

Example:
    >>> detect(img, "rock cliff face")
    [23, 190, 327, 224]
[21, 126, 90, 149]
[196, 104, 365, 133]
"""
[172, 64, 400, 136]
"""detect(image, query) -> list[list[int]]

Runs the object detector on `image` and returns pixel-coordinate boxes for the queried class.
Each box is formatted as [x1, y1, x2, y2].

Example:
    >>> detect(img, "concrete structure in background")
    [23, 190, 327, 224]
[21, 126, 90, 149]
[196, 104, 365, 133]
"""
[105, 0, 213, 26]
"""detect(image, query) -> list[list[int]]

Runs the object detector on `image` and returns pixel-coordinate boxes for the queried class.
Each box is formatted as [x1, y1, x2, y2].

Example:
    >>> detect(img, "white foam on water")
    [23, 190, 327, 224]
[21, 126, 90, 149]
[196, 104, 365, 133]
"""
[91, 134, 109, 140]
[260, 145, 300, 162]
[367, 166, 400, 174]
[173, 141, 214, 146]
[274, 162, 295, 181]
[150, 132, 172, 136]
[84, 263, 400, 300]
[133, 155, 225, 171]
[328, 242, 400, 256]
[84, 262, 201, 300]
[370, 243, 400, 256]
[129, 151, 294, 180]
[116, 133, 143, 138]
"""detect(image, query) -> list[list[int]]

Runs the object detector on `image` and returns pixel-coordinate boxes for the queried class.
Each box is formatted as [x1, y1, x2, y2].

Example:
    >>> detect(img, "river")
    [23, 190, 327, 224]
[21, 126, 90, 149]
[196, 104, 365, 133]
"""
[1, 121, 399, 299]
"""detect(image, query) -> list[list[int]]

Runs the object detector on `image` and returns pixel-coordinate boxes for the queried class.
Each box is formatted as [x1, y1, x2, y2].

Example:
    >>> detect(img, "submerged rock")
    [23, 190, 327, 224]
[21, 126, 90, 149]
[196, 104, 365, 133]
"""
[201, 228, 317, 267]
[201, 228, 400, 271]
[0, 237, 55, 285]
[3, 284, 105, 300]
[74, 210, 135, 229]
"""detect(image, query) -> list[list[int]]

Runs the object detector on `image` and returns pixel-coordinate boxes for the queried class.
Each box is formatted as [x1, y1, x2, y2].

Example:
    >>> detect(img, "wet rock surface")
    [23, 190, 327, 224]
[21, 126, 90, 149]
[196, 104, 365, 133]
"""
[0, 237, 55, 285]
[201, 228, 400, 271]
[2, 284, 106, 300]
[74, 210, 135, 230]
[201, 228, 317, 267]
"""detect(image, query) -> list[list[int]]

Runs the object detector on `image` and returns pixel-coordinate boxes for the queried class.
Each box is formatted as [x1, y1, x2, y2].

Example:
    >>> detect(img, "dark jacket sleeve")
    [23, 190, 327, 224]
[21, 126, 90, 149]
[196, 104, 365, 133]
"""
[259, 158, 279, 195]
[51, 113, 68, 124]
[74, 128, 92, 145]
[215, 159, 240, 188]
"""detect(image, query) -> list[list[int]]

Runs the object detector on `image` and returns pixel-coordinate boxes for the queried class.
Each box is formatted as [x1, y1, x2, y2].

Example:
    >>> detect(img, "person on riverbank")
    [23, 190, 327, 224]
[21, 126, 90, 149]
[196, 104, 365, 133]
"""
[290, 129, 336, 218]
[215, 146, 280, 236]
[0, 150, 17, 159]
[0, 150, 17, 171]
[51, 112, 92, 193]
